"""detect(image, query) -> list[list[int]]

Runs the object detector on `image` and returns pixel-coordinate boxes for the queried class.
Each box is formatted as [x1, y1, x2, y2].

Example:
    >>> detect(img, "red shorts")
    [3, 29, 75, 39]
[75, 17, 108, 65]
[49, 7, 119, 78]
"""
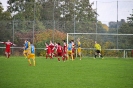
[47, 50, 51, 55]
[57, 52, 62, 57]
[63, 51, 67, 56]
[72, 48, 75, 53]
[5, 48, 11, 53]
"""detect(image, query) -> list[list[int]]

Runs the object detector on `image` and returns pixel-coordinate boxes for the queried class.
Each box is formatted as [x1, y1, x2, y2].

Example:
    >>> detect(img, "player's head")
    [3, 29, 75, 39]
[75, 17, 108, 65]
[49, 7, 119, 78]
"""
[58, 43, 60, 45]
[95, 41, 97, 44]
[24, 40, 27, 43]
[71, 40, 74, 42]
[77, 38, 80, 41]
[63, 40, 66, 42]
[69, 41, 71, 43]
[7, 40, 10, 42]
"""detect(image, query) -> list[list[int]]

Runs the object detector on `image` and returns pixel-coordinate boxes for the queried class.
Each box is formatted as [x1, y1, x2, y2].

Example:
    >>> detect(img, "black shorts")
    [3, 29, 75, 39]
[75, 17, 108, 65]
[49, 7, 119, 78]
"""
[95, 50, 100, 53]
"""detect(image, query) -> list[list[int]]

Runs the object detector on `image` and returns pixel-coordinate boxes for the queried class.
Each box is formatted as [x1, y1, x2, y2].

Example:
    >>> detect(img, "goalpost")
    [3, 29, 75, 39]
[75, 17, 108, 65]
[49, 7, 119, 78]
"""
[67, 33, 133, 58]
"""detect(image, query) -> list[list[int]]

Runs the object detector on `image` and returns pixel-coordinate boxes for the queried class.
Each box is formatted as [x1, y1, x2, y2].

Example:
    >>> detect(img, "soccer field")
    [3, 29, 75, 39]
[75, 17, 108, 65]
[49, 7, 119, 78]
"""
[0, 56, 133, 88]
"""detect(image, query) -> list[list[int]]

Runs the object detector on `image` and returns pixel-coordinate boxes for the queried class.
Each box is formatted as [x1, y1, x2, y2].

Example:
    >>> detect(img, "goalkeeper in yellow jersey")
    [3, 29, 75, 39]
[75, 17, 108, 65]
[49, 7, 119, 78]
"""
[94, 41, 103, 59]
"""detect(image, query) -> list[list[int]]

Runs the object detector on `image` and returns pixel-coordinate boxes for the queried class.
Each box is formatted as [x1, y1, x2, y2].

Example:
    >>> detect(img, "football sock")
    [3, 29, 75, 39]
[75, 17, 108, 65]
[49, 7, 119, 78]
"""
[71, 55, 73, 61]
[46, 54, 48, 59]
[95, 55, 97, 58]
[28, 59, 31, 65]
[58, 58, 60, 61]
[8, 54, 10, 58]
[33, 59, 35, 66]
[23, 53, 27, 59]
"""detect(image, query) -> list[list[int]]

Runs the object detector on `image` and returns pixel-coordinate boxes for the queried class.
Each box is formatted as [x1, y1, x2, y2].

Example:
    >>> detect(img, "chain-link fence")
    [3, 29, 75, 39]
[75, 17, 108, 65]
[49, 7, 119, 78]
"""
[0, 0, 133, 57]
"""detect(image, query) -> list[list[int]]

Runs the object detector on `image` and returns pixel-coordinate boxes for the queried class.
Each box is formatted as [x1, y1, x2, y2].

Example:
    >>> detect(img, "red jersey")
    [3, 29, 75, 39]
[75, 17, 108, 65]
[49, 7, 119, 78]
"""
[57, 45, 62, 53]
[2, 42, 13, 53]
[4, 42, 13, 49]
[49, 43, 54, 52]
[63, 42, 67, 53]
[46, 45, 51, 54]
[57, 45, 63, 56]
[72, 42, 75, 53]
[54, 44, 58, 52]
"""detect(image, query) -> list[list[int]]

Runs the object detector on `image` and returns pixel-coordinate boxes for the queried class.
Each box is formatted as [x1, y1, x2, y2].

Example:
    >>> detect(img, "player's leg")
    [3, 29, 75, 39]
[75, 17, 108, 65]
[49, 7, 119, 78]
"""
[60, 53, 65, 62]
[46, 53, 48, 59]
[63, 53, 67, 61]
[71, 51, 74, 61]
[5, 52, 8, 58]
[57, 55, 60, 61]
[32, 54, 35, 66]
[27, 54, 32, 66]
[28, 59, 31, 66]
[8, 52, 11, 58]
[67, 51, 71, 60]
[72, 49, 75, 59]
[30, 54, 36, 66]
[94, 50, 97, 59]
[78, 48, 81, 60]
[99, 51, 104, 59]
[23, 50, 28, 59]
[33, 59, 35, 66]
[49, 53, 52, 59]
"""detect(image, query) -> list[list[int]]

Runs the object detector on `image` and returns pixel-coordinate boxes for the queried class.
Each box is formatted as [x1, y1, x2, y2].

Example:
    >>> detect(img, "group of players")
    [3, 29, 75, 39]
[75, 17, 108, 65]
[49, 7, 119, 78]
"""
[0, 38, 103, 66]
[0, 40, 36, 66]
[45, 38, 82, 62]
[23, 40, 35, 66]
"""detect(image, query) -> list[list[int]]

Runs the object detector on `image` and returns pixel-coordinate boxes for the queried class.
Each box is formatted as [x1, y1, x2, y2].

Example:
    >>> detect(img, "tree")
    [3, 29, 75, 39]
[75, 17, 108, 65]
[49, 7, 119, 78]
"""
[127, 10, 133, 26]
[0, 2, 12, 41]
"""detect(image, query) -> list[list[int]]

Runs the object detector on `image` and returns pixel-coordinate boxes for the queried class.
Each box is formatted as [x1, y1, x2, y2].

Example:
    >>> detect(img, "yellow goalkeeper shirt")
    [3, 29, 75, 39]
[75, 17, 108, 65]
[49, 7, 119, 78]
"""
[94, 43, 101, 51]
[78, 41, 81, 47]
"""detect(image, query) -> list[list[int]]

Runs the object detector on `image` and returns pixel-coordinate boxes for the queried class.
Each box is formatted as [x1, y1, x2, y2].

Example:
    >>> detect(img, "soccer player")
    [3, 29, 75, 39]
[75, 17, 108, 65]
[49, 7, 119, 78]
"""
[27, 42, 36, 66]
[94, 41, 103, 59]
[0, 40, 16, 58]
[63, 40, 67, 60]
[71, 40, 75, 59]
[56, 43, 64, 62]
[77, 38, 82, 60]
[67, 41, 73, 61]
[54, 42, 58, 57]
[23, 40, 28, 59]
[45, 42, 52, 59]
[49, 40, 55, 58]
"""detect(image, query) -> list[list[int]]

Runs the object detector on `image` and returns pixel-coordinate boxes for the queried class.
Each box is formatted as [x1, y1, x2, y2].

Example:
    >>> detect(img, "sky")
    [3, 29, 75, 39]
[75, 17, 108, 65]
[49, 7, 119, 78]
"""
[0, 0, 133, 25]
[90, 0, 133, 25]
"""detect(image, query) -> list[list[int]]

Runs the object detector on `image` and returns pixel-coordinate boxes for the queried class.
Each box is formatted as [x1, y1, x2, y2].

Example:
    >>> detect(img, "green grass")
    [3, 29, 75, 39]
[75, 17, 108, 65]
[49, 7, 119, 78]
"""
[0, 56, 133, 88]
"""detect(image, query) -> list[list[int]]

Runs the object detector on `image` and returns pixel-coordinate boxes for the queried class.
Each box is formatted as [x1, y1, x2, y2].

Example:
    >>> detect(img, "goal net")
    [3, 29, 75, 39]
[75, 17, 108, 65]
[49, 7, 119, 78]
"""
[67, 33, 133, 58]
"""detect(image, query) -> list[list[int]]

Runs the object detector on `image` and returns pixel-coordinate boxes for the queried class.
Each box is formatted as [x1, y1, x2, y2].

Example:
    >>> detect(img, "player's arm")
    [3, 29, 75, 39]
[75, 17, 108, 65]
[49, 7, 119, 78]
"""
[0, 42, 4, 43]
[13, 43, 16, 46]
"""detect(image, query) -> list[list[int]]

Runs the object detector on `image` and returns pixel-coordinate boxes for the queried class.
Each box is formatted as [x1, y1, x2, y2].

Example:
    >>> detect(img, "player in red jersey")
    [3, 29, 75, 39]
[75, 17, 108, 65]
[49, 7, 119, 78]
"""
[49, 40, 55, 58]
[54, 42, 58, 57]
[0, 40, 16, 58]
[71, 40, 75, 59]
[62, 40, 67, 60]
[56, 43, 64, 62]
[45, 42, 52, 59]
